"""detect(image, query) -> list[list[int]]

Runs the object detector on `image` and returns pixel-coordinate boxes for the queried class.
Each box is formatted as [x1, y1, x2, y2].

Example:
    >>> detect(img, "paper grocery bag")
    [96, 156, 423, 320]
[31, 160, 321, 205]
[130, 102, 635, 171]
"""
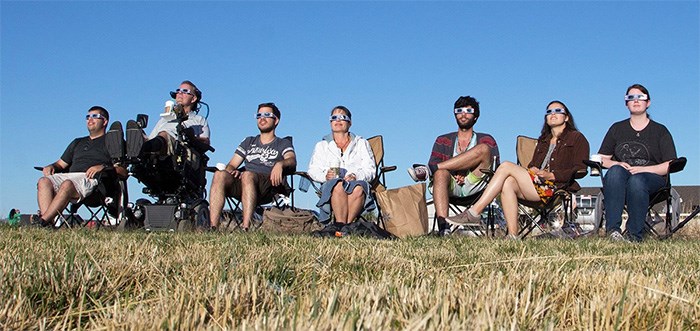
[375, 183, 428, 238]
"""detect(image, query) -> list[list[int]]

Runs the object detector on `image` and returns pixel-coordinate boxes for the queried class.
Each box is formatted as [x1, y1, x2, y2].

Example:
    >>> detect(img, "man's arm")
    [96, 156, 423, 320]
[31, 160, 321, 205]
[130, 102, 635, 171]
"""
[270, 152, 297, 187]
[43, 159, 70, 176]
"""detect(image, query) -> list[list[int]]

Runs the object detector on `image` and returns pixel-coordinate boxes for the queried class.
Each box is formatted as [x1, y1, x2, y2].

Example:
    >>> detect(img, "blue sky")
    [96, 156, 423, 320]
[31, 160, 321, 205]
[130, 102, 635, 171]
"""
[2, 1, 699, 215]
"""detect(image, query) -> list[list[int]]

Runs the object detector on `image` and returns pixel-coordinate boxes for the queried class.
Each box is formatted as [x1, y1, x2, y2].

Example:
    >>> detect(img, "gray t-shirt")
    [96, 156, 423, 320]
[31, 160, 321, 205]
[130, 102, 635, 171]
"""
[148, 112, 209, 140]
[235, 135, 294, 174]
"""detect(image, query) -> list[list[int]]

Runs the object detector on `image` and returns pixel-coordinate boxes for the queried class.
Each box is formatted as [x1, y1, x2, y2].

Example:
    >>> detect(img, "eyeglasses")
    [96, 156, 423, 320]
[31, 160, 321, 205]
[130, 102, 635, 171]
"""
[329, 114, 351, 122]
[454, 107, 475, 114]
[255, 112, 277, 119]
[545, 108, 567, 115]
[174, 88, 194, 96]
[624, 94, 648, 101]
[85, 113, 106, 120]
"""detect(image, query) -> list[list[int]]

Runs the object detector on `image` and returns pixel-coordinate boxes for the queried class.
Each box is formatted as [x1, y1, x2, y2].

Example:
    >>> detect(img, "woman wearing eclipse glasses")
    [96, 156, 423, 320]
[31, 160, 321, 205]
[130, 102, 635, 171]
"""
[597, 84, 677, 242]
[306, 106, 377, 226]
[447, 100, 589, 238]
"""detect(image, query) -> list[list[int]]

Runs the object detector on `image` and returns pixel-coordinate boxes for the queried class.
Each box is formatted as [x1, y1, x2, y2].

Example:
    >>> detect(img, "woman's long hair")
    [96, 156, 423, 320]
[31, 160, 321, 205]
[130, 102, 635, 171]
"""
[539, 100, 578, 140]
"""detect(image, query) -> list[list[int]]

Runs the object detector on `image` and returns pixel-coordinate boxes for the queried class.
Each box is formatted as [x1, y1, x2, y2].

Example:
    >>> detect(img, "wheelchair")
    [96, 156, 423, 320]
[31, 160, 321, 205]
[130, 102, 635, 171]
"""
[126, 112, 215, 231]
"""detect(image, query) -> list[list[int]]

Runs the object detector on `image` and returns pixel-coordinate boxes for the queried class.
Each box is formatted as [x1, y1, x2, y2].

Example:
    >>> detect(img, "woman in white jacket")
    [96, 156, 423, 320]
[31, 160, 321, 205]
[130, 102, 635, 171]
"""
[308, 106, 376, 225]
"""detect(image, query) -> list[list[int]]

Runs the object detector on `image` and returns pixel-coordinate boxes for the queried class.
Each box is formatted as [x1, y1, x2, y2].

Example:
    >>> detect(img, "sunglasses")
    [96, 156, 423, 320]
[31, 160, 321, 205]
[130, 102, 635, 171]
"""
[255, 112, 277, 119]
[545, 108, 567, 115]
[329, 114, 351, 122]
[174, 88, 194, 96]
[85, 113, 106, 120]
[454, 107, 475, 114]
[624, 94, 648, 101]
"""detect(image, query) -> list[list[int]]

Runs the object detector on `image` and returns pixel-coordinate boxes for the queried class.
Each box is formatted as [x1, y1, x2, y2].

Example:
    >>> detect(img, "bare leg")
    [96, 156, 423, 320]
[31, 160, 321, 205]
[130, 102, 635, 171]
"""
[469, 162, 540, 215]
[437, 143, 492, 177]
[331, 182, 348, 223]
[37, 177, 55, 217]
[240, 171, 258, 229]
[432, 169, 451, 218]
[346, 186, 366, 222]
[209, 170, 234, 227]
[42, 181, 80, 222]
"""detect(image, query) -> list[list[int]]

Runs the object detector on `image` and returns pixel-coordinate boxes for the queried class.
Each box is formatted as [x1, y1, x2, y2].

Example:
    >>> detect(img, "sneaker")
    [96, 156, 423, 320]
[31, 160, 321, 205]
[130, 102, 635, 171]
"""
[407, 164, 430, 182]
[126, 120, 144, 160]
[105, 121, 125, 161]
[446, 209, 482, 226]
[608, 230, 630, 243]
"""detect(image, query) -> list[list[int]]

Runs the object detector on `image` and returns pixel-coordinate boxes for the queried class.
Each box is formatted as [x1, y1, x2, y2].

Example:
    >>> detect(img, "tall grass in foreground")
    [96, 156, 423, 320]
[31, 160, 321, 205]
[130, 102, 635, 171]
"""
[1, 225, 699, 330]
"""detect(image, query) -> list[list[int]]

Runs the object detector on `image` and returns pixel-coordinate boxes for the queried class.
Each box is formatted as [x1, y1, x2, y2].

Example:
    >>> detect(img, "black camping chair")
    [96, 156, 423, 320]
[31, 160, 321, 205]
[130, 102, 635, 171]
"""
[515, 136, 589, 239]
[584, 156, 692, 239]
[206, 136, 296, 231]
[34, 166, 129, 228]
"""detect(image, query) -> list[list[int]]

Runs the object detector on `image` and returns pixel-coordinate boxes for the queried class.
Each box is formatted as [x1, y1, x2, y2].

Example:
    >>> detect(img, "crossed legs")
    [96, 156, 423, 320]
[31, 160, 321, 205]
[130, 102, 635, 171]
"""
[433, 143, 492, 220]
[467, 162, 540, 235]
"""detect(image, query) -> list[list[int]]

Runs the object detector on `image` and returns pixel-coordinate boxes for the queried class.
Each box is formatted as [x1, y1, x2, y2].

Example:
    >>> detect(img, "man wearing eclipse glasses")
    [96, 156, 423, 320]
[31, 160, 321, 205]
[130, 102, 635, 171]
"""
[109, 80, 210, 161]
[36, 106, 127, 226]
[208, 102, 297, 231]
[407, 95, 499, 234]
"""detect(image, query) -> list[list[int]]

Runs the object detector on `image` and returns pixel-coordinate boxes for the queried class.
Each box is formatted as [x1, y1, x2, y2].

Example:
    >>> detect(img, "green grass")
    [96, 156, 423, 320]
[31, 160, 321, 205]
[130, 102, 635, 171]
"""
[1, 225, 699, 330]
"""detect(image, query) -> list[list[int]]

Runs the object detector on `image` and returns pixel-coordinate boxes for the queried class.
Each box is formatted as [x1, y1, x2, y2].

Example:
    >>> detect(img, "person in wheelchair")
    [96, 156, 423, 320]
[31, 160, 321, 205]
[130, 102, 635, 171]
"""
[598, 84, 677, 242]
[36, 106, 127, 226]
[209, 103, 297, 231]
[307, 106, 376, 227]
[446, 101, 589, 238]
[106, 80, 212, 202]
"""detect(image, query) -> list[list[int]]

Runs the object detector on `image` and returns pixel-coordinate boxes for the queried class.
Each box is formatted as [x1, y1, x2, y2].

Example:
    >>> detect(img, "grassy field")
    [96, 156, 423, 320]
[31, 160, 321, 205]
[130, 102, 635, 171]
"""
[1, 223, 699, 330]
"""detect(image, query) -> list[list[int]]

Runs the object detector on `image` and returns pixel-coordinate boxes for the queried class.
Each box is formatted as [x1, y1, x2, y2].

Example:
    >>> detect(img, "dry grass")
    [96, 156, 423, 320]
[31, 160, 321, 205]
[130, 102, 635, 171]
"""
[1, 222, 699, 330]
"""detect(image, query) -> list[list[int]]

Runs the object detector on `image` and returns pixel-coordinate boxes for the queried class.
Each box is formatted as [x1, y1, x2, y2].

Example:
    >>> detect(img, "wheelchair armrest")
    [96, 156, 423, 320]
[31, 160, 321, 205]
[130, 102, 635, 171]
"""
[669, 157, 687, 174]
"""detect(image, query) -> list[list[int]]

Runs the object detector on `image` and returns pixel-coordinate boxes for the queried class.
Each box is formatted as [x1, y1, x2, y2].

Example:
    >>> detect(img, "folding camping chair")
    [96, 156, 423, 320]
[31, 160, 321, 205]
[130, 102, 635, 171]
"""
[515, 136, 588, 239]
[584, 156, 693, 239]
[207, 136, 296, 231]
[34, 166, 129, 228]
[296, 135, 397, 226]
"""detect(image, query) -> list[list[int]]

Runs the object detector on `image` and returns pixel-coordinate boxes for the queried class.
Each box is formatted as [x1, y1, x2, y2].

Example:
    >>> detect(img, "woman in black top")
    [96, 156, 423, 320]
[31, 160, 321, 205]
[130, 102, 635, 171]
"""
[598, 83, 677, 242]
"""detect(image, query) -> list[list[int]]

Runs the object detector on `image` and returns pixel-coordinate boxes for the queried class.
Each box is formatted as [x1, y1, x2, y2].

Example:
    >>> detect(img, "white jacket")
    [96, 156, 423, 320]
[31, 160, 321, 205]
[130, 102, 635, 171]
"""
[308, 133, 376, 183]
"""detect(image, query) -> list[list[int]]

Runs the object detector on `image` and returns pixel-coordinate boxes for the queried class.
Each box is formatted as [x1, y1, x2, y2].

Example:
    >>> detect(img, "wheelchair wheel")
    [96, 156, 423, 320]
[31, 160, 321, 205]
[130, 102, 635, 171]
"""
[176, 201, 210, 232]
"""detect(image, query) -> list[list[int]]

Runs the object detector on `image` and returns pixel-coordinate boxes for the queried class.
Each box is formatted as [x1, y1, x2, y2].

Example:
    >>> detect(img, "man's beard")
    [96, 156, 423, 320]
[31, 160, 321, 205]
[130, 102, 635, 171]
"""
[457, 118, 475, 131]
[259, 125, 275, 134]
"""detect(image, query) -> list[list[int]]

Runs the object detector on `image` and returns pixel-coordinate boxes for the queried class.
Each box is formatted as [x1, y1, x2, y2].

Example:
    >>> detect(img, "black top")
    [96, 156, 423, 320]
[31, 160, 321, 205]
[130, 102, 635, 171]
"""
[60, 135, 111, 172]
[599, 119, 677, 167]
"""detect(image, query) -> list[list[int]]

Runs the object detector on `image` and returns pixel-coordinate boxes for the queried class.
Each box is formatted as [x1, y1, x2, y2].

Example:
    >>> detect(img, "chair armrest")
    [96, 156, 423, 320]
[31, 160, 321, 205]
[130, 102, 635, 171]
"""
[669, 157, 687, 174]
[574, 169, 588, 179]
[380, 165, 397, 173]
[582, 160, 604, 171]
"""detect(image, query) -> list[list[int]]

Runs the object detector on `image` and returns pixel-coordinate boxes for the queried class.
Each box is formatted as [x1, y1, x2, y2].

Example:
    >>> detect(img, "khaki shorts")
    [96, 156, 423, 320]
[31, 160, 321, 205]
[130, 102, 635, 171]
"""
[47, 173, 99, 203]
[226, 172, 288, 204]
[429, 171, 487, 198]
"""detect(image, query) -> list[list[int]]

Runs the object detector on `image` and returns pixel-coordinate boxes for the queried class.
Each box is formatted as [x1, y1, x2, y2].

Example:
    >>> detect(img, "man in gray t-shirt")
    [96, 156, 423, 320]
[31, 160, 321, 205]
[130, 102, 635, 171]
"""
[209, 103, 297, 230]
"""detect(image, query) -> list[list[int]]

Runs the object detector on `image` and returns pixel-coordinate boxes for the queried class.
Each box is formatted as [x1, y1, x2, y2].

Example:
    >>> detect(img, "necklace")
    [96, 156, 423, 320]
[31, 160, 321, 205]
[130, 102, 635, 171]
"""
[336, 136, 350, 152]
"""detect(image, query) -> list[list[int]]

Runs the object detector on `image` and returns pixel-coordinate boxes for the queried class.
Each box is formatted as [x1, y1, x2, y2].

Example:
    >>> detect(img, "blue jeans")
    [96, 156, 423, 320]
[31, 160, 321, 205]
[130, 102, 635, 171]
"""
[603, 165, 665, 241]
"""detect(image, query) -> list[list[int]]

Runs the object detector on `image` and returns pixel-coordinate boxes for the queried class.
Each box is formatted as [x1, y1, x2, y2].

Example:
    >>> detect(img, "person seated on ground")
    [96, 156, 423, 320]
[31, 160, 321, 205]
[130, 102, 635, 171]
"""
[307, 106, 376, 228]
[106, 80, 210, 163]
[209, 103, 297, 231]
[598, 84, 677, 242]
[446, 100, 589, 238]
[407, 95, 499, 234]
[36, 106, 127, 226]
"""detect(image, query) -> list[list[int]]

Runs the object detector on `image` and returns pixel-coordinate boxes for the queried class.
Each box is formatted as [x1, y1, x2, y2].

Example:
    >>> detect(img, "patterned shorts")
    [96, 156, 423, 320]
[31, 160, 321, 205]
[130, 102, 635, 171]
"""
[527, 169, 556, 202]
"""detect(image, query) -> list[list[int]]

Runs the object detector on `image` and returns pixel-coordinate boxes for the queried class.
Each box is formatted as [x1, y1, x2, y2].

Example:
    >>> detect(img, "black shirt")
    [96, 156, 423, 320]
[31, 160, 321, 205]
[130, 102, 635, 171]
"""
[598, 119, 676, 167]
[60, 135, 111, 172]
